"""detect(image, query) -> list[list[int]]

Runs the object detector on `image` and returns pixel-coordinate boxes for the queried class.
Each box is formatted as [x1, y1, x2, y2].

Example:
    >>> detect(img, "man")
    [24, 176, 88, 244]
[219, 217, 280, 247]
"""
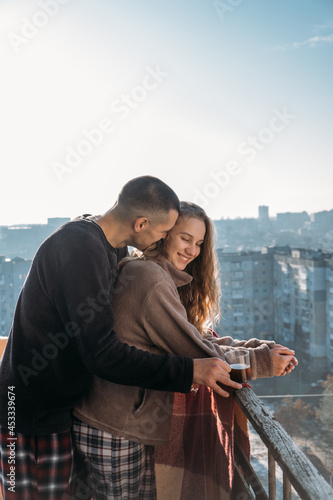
[0, 176, 241, 499]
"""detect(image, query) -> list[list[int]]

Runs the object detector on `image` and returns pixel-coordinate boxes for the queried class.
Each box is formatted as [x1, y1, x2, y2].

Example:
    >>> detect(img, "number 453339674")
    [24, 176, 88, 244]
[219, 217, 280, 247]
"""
[7, 387, 15, 436]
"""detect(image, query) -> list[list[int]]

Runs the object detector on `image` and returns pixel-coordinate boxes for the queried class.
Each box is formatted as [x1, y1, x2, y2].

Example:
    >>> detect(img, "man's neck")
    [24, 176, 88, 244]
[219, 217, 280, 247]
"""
[93, 212, 130, 248]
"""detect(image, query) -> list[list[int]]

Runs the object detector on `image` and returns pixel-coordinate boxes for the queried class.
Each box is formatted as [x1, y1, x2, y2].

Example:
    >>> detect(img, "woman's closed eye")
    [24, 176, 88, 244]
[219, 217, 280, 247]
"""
[181, 236, 203, 247]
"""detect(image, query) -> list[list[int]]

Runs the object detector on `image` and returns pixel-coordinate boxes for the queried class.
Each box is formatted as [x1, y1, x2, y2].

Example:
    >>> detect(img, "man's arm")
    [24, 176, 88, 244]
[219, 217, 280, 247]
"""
[43, 226, 194, 393]
[193, 358, 242, 396]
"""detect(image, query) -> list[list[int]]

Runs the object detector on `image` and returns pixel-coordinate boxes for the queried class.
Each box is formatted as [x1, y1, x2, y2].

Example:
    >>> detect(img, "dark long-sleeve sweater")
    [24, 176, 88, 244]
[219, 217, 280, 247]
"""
[0, 217, 193, 435]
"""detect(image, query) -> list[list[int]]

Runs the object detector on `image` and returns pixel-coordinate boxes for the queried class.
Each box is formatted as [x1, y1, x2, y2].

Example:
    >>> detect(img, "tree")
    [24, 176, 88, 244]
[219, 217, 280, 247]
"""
[317, 375, 333, 445]
[274, 397, 315, 437]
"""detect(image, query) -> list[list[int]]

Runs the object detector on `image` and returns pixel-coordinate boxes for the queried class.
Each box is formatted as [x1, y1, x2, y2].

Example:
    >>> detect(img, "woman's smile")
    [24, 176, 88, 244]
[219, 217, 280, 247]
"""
[165, 217, 206, 270]
[177, 252, 190, 263]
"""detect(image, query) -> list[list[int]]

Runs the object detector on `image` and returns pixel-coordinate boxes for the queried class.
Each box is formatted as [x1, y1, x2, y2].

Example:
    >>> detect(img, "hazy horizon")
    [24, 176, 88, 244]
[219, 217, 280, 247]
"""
[1, 204, 332, 227]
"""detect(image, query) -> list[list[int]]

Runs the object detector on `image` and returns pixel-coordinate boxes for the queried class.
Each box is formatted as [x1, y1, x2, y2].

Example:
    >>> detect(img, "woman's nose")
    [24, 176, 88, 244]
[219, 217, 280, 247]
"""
[186, 243, 196, 256]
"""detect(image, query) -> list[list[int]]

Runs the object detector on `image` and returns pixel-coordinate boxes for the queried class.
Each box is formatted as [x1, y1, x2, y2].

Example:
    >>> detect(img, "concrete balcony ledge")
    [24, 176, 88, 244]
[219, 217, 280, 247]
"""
[234, 387, 333, 500]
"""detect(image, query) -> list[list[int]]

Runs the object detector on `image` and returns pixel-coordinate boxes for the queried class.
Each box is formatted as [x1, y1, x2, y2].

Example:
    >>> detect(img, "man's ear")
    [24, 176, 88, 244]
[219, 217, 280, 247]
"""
[133, 217, 149, 233]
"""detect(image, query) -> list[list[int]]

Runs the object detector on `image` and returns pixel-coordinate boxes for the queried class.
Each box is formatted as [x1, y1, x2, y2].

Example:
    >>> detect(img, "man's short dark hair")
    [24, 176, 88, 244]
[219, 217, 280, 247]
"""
[117, 176, 180, 223]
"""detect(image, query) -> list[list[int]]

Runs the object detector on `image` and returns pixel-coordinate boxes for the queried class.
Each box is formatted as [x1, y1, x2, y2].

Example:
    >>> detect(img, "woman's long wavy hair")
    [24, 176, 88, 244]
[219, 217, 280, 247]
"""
[143, 201, 221, 336]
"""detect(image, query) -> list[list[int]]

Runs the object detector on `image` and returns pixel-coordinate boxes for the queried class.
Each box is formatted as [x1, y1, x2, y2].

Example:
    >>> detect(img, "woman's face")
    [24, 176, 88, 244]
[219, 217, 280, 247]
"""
[164, 216, 206, 271]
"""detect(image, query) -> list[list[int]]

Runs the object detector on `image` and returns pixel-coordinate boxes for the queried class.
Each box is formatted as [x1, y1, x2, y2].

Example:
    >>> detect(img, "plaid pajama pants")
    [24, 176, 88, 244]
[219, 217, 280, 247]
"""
[72, 417, 157, 500]
[0, 425, 78, 500]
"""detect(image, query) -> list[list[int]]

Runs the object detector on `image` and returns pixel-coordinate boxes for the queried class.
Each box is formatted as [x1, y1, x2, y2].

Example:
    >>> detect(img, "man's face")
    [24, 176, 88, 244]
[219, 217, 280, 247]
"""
[133, 209, 179, 250]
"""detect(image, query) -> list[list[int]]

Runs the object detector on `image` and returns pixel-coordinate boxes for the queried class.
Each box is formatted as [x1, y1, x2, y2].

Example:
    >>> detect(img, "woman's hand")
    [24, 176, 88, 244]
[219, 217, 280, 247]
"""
[193, 358, 243, 397]
[271, 346, 298, 376]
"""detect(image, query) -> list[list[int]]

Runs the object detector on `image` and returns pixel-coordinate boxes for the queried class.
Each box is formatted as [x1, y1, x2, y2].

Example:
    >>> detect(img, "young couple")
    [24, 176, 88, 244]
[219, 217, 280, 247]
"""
[73, 200, 297, 498]
[0, 176, 296, 500]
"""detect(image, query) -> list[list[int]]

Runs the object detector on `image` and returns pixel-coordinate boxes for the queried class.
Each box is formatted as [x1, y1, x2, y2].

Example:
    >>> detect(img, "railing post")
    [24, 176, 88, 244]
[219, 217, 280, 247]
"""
[268, 451, 276, 499]
[283, 473, 291, 500]
[234, 387, 333, 500]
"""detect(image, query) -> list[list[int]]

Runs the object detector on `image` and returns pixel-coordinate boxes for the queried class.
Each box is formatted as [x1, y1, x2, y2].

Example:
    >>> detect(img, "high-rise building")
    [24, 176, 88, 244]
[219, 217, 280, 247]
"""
[275, 212, 310, 231]
[0, 218, 70, 260]
[258, 205, 269, 222]
[217, 247, 332, 372]
[273, 249, 328, 371]
[310, 209, 333, 234]
[0, 256, 32, 336]
[217, 248, 275, 341]
[326, 257, 333, 370]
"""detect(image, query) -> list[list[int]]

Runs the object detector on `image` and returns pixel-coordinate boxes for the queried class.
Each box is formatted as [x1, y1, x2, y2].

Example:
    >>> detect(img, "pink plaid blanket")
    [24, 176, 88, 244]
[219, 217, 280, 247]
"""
[155, 384, 250, 500]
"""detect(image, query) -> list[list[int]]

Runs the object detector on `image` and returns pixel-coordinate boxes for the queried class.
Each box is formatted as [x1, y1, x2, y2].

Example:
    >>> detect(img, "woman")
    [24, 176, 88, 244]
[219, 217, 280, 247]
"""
[72, 202, 297, 500]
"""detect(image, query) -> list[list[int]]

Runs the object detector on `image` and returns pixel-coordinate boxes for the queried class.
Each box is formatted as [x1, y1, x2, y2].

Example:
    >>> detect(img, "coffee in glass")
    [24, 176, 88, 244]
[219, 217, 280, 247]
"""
[225, 349, 251, 384]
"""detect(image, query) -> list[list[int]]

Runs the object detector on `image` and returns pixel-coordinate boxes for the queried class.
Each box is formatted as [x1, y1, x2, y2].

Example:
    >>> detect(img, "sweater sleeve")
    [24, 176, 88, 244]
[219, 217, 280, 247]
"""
[142, 281, 274, 380]
[40, 227, 193, 393]
[206, 334, 276, 350]
[205, 334, 275, 378]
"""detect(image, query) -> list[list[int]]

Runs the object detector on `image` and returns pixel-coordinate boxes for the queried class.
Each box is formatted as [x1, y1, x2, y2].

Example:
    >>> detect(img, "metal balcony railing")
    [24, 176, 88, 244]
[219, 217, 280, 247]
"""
[233, 387, 333, 500]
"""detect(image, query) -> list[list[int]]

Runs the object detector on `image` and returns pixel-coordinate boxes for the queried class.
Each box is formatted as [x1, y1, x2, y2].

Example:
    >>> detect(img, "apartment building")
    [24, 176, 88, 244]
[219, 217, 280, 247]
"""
[0, 256, 31, 336]
[216, 248, 275, 342]
[326, 257, 333, 368]
[217, 247, 332, 371]
[310, 209, 333, 234]
[0, 217, 70, 260]
[273, 249, 328, 371]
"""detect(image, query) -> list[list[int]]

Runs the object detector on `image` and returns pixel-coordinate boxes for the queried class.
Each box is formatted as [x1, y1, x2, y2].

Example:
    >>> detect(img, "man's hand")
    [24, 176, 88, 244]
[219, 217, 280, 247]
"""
[271, 346, 298, 376]
[193, 358, 242, 397]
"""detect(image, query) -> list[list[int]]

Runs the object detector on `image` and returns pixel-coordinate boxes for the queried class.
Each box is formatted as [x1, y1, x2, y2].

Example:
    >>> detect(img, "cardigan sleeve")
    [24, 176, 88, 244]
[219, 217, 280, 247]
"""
[207, 335, 276, 350]
[142, 280, 274, 380]
[205, 334, 276, 378]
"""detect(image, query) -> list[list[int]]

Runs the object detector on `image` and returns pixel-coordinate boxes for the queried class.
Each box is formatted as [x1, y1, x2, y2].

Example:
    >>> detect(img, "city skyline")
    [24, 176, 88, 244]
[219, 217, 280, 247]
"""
[0, 0, 332, 225]
[0, 205, 332, 228]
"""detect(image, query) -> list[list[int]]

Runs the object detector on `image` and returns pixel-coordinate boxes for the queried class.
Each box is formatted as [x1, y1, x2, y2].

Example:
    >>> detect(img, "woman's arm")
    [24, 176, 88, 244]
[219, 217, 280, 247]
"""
[206, 334, 276, 350]
[142, 281, 274, 379]
[208, 336, 297, 377]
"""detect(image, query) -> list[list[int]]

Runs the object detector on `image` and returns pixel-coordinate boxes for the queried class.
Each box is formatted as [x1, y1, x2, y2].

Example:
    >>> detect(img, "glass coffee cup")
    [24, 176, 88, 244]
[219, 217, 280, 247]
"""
[225, 349, 251, 384]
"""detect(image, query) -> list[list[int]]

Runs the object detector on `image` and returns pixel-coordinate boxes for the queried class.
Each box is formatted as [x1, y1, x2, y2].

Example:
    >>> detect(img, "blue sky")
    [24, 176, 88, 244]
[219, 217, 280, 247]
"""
[0, 0, 332, 224]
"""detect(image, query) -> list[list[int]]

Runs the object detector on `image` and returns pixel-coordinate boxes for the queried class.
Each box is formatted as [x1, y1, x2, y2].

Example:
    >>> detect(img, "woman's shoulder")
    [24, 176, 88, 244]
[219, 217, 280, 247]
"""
[121, 259, 171, 284]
